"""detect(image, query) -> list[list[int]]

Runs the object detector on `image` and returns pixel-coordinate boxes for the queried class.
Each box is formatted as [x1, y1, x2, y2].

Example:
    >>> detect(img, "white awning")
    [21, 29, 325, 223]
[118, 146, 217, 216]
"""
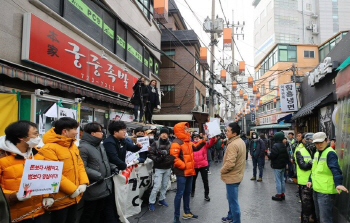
[152, 114, 193, 121]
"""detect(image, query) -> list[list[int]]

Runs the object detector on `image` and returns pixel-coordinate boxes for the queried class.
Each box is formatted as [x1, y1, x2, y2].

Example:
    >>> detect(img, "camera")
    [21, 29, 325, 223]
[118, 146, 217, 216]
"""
[74, 97, 85, 103]
[35, 89, 49, 96]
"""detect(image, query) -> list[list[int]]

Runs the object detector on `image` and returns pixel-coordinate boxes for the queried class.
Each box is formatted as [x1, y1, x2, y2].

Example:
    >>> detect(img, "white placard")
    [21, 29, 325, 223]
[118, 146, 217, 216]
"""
[45, 103, 58, 118]
[125, 151, 139, 165]
[205, 121, 222, 138]
[18, 160, 63, 196]
[279, 83, 298, 112]
[210, 117, 221, 126]
[58, 107, 77, 119]
[137, 137, 150, 153]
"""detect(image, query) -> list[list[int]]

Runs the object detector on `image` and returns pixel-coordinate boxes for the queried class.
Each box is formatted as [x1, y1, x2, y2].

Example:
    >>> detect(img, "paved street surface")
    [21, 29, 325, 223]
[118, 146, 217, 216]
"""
[128, 159, 300, 223]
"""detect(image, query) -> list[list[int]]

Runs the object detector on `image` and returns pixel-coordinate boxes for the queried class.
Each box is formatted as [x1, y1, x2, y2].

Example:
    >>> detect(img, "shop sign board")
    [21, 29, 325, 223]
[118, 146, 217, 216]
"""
[22, 13, 137, 97]
[279, 83, 298, 112]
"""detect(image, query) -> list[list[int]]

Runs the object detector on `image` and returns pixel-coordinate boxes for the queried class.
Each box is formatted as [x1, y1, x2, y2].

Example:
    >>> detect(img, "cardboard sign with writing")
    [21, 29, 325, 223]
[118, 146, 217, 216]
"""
[137, 137, 150, 153]
[18, 160, 63, 196]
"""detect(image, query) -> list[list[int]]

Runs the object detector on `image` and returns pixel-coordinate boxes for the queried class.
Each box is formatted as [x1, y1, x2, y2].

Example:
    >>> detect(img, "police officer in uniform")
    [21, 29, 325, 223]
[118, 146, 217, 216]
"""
[307, 132, 349, 223]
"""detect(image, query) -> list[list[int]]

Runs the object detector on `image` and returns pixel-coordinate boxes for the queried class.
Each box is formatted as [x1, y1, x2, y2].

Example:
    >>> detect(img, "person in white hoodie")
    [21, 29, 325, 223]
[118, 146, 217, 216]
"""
[0, 121, 54, 222]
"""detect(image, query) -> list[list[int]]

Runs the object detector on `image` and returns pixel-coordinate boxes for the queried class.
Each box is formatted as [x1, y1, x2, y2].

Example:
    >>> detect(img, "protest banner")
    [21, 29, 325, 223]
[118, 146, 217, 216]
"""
[18, 160, 63, 196]
[114, 160, 153, 223]
[137, 136, 150, 153]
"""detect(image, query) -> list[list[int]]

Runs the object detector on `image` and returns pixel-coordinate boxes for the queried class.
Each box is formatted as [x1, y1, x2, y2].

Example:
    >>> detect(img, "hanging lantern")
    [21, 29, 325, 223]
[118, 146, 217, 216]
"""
[239, 61, 245, 72]
[244, 94, 248, 101]
[200, 47, 208, 64]
[247, 100, 250, 105]
[253, 85, 258, 94]
[259, 100, 263, 106]
[248, 76, 253, 88]
[239, 89, 243, 98]
[247, 110, 250, 114]
[220, 70, 227, 80]
[232, 81, 237, 90]
[256, 107, 259, 111]
[246, 104, 249, 109]
[256, 92, 260, 99]
[243, 108, 246, 112]
[273, 98, 277, 103]
[251, 107, 254, 112]
[277, 88, 280, 97]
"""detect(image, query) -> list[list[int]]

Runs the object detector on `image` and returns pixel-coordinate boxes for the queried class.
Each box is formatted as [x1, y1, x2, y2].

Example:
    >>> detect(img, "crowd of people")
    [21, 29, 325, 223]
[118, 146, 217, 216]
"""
[0, 117, 348, 223]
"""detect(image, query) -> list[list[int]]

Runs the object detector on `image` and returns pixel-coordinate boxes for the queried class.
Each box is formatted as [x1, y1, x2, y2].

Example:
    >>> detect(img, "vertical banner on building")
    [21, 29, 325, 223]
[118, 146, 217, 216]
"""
[279, 83, 298, 112]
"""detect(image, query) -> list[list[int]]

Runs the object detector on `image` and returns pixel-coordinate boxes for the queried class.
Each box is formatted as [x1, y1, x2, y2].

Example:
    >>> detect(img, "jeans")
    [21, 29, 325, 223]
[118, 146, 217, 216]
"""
[149, 168, 171, 204]
[79, 197, 106, 223]
[174, 176, 193, 218]
[313, 191, 334, 223]
[192, 166, 209, 196]
[133, 104, 144, 121]
[50, 204, 78, 223]
[225, 183, 241, 223]
[252, 156, 264, 178]
[273, 168, 285, 194]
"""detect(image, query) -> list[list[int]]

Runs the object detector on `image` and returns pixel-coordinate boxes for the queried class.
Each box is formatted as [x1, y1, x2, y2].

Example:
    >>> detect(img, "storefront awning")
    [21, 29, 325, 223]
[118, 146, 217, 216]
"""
[152, 114, 193, 121]
[277, 113, 293, 123]
[0, 62, 132, 108]
[251, 123, 291, 130]
[291, 93, 331, 120]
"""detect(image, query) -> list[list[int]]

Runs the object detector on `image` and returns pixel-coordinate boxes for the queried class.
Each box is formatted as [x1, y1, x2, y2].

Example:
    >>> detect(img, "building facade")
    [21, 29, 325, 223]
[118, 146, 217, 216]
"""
[0, 0, 162, 134]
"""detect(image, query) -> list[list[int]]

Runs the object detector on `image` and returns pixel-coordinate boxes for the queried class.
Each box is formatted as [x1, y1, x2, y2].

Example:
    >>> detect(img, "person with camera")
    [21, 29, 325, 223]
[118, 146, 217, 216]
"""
[131, 77, 149, 122]
[78, 122, 119, 223]
[147, 128, 175, 211]
[145, 80, 160, 124]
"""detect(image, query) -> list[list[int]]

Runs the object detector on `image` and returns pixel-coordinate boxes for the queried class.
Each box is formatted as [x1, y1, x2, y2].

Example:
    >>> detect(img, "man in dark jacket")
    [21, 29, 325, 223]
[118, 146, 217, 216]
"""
[145, 80, 160, 124]
[249, 132, 265, 182]
[79, 122, 118, 223]
[268, 132, 289, 201]
[104, 121, 142, 171]
[131, 77, 149, 122]
[147, 128, 174, 211]
[0, 185, 10, 223]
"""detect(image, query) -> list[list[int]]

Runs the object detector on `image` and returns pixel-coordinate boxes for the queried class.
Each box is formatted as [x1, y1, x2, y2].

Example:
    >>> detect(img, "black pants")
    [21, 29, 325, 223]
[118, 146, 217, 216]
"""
[102, 194, 120, 223]
[300, 185, 317, 223]
[192, 166, 209, 196]
[50, 204, 78, 223]
[145, 103, 156, 123]
[79, 197, 106, 223]
[19, 216, 42, 223]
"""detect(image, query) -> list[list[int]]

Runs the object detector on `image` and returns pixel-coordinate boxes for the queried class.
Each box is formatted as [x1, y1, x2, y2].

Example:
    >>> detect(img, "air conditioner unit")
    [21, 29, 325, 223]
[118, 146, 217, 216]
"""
[312, 24, 319, 34]
[193, 105, 199, 111]
[311, 14, 318, 19]
[306, 25, 313, 30]
[197, 106, 203, 112]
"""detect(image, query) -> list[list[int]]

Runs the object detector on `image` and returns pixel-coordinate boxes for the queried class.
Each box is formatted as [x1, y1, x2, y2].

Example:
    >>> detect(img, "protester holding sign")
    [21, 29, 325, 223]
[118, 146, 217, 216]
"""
[39, 117, 89, 223]
[104, 121, 142, 171]
[0, 121, 52, 222]
[147, 127, 175, 211]
[170, 122, 206, 223]
[78, 122, 118, 223]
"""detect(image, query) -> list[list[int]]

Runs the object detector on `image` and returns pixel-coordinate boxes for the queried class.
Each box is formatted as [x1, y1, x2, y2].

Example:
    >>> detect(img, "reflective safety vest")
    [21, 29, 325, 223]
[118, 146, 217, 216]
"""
[294, 142, 304, 160]
[311, 147, 338, 194]
[294, 146, 312, 185]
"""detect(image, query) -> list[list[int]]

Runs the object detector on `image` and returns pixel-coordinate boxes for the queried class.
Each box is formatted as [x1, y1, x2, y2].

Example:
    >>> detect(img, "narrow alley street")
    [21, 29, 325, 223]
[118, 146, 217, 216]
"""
[128, 158, 300, 223]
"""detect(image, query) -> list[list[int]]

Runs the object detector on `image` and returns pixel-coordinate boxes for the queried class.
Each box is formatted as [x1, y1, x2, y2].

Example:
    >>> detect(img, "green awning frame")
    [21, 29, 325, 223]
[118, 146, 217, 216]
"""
[336, 55, 350, 71]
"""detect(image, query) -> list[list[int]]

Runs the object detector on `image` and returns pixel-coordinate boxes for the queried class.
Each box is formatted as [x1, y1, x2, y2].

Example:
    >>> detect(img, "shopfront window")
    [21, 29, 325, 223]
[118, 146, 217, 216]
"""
[80, 106, 94, 127]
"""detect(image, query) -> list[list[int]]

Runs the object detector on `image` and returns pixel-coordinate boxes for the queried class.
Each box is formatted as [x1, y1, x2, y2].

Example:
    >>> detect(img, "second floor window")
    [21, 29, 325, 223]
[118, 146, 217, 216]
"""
[137, 0, 154, 20]
[161, 50, 175, 68]
[160, 85, 175, 103]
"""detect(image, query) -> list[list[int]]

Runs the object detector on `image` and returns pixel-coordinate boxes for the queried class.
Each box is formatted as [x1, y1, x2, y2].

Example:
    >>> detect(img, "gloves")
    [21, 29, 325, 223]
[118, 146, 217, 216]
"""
[70, 189, 80, 198]
[16, 191, 32, 202]
[78, 184, 87, 193]
[42, 197, 54, 208]
[160, 150, 168, 155]
[112, 167, 119, 175]
[308, 160, 313, 165]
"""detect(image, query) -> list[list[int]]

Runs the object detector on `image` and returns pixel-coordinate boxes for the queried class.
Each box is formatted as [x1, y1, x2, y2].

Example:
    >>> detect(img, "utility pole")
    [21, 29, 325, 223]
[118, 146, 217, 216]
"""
[209, 0, 215, 117]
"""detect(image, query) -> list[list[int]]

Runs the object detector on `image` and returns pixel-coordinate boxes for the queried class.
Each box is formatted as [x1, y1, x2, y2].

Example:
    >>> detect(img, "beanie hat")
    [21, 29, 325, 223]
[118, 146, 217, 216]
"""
[160, 128, 169, 135]
[274, 132, 285, 142]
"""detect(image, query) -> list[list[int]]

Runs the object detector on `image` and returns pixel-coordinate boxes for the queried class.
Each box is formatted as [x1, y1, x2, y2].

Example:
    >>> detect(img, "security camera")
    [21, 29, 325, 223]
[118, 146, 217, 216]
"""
[75, 97, 85, 103]
[35, 89, 45, 96]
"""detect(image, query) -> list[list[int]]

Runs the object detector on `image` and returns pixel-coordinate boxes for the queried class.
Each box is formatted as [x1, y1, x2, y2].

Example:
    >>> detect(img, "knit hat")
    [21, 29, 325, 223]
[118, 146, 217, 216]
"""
[274, 132, 285, 142]
[159, 128, 169, 135]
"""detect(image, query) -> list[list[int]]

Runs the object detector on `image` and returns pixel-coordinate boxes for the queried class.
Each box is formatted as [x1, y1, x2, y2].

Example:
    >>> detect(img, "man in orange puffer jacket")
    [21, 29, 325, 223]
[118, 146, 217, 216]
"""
[170, 122, 206, 223]
[39, 117, 89, 223]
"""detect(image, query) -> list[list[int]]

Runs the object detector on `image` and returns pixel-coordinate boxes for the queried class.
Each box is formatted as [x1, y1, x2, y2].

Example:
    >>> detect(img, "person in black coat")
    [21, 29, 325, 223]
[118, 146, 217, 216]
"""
[103, 121, 142, 171]
[145, 80, 160, 124]
[0, 185, 10, 223]
[131, 77, 149, 122]
[268, 132, 289, 201]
